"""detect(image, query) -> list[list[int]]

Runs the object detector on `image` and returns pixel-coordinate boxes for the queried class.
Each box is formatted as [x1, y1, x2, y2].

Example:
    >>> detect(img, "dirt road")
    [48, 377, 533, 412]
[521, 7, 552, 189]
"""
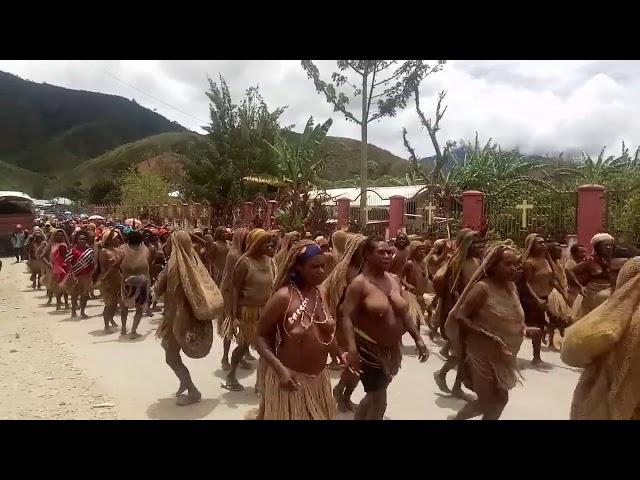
[0, 258, 582, 420]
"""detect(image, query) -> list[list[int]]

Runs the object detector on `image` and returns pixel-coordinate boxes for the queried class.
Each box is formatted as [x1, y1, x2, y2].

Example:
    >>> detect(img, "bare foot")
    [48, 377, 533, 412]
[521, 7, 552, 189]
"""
[71, 312, 77, 318]
[110, 321, 118, 328]
[532, 357, 543, 367]
[120, 328, 127, 336]
[451, 387, 474, 402]
[176, 390, 201, 406]
[239, 359, 252, 370]
[130, 332, 142, 340]
[434, 370, 451, 394]
[80, 313, 89, 319]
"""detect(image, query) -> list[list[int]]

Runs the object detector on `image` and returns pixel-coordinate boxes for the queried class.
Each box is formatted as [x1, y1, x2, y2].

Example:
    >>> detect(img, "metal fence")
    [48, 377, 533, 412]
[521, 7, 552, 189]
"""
[405, 186, 463, 239]
[484, 190, 577, 246]
[606, 188, 640, 247]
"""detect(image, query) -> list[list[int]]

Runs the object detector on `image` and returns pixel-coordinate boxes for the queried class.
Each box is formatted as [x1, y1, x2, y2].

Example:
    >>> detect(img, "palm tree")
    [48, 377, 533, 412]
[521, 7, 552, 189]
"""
[554, 144, 633, 186]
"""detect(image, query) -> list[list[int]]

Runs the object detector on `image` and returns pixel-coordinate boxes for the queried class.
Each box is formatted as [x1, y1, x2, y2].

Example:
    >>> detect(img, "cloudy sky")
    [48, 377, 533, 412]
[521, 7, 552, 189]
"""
[1, 60, 638, 159]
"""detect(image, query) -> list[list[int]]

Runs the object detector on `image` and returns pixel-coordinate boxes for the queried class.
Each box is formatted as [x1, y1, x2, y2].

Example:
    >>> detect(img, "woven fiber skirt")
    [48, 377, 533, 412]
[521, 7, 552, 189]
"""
[217, 315, 237, 341]
[236, 305, 261, 347]
[259, 366, 336, 420]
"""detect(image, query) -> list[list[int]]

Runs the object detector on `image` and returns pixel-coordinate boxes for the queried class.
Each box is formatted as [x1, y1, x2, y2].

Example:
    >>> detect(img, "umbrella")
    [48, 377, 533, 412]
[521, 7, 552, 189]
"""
[89, 215, 105, 221]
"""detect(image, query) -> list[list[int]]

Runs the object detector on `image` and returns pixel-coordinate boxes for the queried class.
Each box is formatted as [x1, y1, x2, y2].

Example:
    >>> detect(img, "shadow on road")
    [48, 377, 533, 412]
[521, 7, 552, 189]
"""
[92, 331, 152, 344]
[212, 366, 253, 381]
[146, 397, 219, 420]
[434, 393, 467, 413]
[218, 389, 259, 409]
[88, 329, 120, 337]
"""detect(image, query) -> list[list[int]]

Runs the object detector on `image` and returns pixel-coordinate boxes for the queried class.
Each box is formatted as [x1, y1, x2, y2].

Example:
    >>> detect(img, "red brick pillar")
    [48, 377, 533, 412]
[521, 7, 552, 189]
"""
[336, 198, 350, 230]
[243, 202, 254, 222]
[388, 195, 406, 241]
[267, 200, 278, 230]
[577, 184, 606, 254]
[462, 190, 485, 231]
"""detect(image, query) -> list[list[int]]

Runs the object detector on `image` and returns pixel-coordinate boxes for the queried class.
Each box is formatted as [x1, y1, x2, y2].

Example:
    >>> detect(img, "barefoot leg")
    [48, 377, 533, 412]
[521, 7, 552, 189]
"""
[163, 333, 201, 405]
[80, 296, 89, 318]
[120, 306, 129, 335]
[224, 343, 249, 391]
[130, 305, 143, 339]
[221, 338, 231, 370]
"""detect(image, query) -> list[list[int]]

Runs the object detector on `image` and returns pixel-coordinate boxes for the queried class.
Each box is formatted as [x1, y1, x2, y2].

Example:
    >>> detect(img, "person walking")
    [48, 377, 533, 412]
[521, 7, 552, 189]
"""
[10, 225, 27, 263]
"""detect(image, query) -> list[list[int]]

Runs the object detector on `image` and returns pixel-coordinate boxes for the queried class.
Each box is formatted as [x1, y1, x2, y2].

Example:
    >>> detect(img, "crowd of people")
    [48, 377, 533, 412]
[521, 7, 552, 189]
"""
[13, 214, 640, 420]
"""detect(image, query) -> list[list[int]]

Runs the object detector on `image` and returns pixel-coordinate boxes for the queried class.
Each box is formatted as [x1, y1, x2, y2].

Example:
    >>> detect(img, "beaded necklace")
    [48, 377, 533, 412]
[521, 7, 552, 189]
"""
[281, 282, 335, 346]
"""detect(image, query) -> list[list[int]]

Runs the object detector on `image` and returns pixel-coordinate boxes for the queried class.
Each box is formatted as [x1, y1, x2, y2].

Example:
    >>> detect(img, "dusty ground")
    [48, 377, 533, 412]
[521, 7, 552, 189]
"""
[0, 257, 582, 420]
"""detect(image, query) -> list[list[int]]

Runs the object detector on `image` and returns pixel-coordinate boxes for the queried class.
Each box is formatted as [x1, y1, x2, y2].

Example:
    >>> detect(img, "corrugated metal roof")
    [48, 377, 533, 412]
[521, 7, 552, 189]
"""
[0, 191, 34, 202]
[311, 185, 428, 207]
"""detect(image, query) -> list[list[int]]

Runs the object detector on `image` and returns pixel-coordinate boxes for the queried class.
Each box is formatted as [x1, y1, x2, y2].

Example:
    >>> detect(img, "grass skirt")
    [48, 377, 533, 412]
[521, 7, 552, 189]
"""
[217, 315, 236, 341]
[98, 280, 121, 307]
[62, 273, 93, 297]
[236, 305, 261, 347]
[259, 366, 336, 420]
[27, 259, 43, 276]
[464, 330, 522, 391]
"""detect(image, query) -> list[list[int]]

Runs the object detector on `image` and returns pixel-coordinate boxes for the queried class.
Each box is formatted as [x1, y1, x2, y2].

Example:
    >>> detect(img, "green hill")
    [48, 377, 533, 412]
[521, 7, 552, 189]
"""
[0, 69, 410, 198]
[47, 131, 209, 195]
[47, 130, 410, 197]
[281, 130, 409, 181]
[0, 70, 186, 178]
[0, 160, 48, 197]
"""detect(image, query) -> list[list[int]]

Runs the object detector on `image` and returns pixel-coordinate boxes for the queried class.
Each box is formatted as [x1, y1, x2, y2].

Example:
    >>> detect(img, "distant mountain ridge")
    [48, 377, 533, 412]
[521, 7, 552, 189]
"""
[0, 70, 186, 176]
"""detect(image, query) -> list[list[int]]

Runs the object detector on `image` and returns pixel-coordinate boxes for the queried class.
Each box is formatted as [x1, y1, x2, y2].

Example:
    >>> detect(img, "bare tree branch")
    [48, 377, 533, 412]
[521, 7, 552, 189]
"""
[402, 127, 418, 162]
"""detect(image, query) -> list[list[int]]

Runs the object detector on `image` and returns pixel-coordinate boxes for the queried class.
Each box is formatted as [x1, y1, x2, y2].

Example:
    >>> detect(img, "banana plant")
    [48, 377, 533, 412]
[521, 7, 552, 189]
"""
[259, 116, 333, 230]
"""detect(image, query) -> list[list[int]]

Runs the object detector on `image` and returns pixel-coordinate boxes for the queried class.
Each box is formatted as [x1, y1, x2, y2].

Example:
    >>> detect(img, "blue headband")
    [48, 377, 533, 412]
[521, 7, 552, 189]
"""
[296, 244, 322, 263]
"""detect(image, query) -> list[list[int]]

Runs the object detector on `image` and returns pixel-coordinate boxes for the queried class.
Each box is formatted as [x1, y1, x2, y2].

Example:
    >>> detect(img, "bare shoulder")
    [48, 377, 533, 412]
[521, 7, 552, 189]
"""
[349, 273, 367, 289]
[271, 286, 291, 304]
[472, 280, 490, 294]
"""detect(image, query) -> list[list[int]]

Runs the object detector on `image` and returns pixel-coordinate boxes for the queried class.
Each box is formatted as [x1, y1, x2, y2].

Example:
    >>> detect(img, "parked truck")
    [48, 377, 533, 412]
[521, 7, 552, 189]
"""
[0, 191, 35, 255]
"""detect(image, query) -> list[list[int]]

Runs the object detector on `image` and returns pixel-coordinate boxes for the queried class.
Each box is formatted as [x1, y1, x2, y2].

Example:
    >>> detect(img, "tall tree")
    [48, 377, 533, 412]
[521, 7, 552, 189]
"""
[185, 75, 287, 221]
[301, 60, 444, 228]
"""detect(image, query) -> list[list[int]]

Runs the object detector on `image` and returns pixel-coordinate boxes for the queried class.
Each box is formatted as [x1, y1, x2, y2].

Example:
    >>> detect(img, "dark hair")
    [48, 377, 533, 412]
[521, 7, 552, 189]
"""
[570, 244, 585, 255]
[126, 230, 144, 246]
[363, 234, 385, 256]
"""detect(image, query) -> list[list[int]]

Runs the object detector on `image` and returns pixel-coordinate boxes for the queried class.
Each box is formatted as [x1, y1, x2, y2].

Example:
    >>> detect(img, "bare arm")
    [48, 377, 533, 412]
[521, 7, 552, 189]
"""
[395, 275, 428, 361]
[400, 262, 417, 293]
[340, 276, 365, 368]
[230, 258, 249, 317]
[256, 288, 290, 378]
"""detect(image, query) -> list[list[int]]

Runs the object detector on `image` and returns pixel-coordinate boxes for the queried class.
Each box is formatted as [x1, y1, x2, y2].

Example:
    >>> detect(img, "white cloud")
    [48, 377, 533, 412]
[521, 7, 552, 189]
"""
[1, 60, 639, 160]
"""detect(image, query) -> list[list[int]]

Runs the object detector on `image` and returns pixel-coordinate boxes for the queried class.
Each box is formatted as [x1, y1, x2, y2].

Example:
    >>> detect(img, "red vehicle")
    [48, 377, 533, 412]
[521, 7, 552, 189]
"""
[0, 191, 35, 254]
